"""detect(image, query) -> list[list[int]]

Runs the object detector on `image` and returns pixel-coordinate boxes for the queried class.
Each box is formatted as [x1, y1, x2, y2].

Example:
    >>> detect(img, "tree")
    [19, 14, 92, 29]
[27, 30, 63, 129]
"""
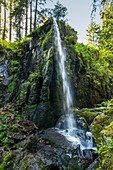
[30, 0, 32, 32]
[9, 0, 13, 41]
[86, 21, 100, 47]
[2, 0, 7, 40]
[98, 1, 113, 52]
[52, 1, 67, 20]
[34, 0, 38, 29]
[25, 0, 29, 35]
[33, 0, 47, 29]
[92, 0, 113, 14]
[0, 0, 50, 40]
[13, 0, 26, 40]
[0, 1, 2, 39]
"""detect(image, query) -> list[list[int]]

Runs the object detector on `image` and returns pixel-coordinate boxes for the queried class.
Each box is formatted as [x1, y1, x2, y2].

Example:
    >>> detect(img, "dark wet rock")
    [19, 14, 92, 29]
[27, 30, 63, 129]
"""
[10, 133, 26, 141]
[41, 128, 72, 148]
[15, 128, 92, 170]
[0, 62, 8, 85]
[0, 105, 96, 170]
[0, 149, 3, 163]
[0, 62, 8, 105]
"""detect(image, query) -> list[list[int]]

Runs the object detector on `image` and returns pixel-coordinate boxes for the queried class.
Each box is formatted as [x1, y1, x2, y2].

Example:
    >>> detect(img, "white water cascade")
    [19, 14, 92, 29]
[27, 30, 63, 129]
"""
[53, 18, 75, 130]
[53, 19, 97, 153]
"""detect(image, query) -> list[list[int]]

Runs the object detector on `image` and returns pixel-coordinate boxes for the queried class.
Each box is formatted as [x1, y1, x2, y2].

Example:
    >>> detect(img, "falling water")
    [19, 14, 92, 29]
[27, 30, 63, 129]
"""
[53, 18, 76, 130]
[53, 18, 97, 152]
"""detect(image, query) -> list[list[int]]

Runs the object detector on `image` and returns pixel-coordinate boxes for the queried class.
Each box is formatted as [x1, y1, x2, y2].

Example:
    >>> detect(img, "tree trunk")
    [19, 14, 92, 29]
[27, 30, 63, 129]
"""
[0, 2, 1, 39]
[18, 18, 21, 40]
[9, 0, 12, 41]
[30, 0, 32, 32]
[25, 0, 28, 35]
[2, 0, 6, 40]
[34, 0, 38, 29]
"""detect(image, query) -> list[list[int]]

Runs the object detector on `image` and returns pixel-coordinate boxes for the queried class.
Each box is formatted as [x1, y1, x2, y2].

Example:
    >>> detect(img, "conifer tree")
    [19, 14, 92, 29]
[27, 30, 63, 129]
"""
[9, 0, 13, 41]
[86, 21, 100, 47]
[99, 1, 113, 52]
[0, 1, 2, 38]
[2, 0, 7, 40]
[25, 0, 28, 35]
[30, 0, 32, 32]
[13, 0, 26, 40]
[33, 0, 47, 29]
[52, 1, 67, 20]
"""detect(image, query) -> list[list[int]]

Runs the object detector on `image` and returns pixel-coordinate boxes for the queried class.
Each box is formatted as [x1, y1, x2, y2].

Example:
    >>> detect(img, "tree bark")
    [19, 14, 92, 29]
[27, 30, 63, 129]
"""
[2, 0, 6, 40]
[0, 2, 1, 39]
[25, 0, 28, 35]
[9, 0, 12, 41]
[34, 0, 38, 29]
[30, 0, 32, 32]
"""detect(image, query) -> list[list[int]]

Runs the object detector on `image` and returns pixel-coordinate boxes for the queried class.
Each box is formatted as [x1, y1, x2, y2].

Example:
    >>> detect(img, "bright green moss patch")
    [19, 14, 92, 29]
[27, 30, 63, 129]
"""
[0, 152, 16, 170]
[0, 40, 18, 53]
[72, 107, 106, 124]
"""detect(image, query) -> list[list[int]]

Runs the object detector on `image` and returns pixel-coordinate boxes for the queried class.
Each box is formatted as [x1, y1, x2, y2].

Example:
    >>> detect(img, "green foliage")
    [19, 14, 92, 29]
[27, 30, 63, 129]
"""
[38, 17, 49, 27]
[75, 42, 95, 62]
[52, 1, 67, 20]
[10, 60, 19, 66]
[86, 21, 100, 47]
[42, 27, 52, 50]
[29, 72, 39, 82]
[24, 104, 37, 110]
[8, 81, 15, 93]
[75, 42, 98, 70]
[0, 40, 18, 53]
[19, 37, 32, 44]
[20, 156, 29, 170]
[97, 138, 113, 170]
[99, 1, 113, 53]
[0, 105, 23, 146]
[0, 152, 15, 170]
[91, 1, 113, 53]
[91, 99, 113, 169]
[58, 20, 77, 45]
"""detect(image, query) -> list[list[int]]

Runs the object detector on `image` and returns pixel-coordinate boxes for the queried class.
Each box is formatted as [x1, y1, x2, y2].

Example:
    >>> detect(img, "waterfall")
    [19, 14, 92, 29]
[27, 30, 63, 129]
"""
[53, 18, 97, 152]
[53, 18, 76, 130]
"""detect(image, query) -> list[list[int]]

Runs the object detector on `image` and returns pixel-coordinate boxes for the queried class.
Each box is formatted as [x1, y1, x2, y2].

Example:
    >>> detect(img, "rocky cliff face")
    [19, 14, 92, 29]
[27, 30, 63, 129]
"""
[0, 19, 113, 129]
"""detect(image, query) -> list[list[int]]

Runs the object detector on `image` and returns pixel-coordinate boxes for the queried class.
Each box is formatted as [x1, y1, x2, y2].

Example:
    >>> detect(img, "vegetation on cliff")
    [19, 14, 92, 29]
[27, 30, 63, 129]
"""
[0, 1, 113, 169]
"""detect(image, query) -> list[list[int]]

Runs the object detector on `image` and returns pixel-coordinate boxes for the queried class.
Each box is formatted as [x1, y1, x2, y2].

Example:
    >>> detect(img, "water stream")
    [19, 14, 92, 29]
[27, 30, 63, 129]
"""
[53, 18, 97, 154]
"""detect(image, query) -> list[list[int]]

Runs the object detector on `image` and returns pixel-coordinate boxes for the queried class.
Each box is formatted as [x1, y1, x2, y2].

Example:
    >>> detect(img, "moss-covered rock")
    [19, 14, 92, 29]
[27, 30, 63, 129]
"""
[91, 99, 113, 170]
[0, 152, 16, 170]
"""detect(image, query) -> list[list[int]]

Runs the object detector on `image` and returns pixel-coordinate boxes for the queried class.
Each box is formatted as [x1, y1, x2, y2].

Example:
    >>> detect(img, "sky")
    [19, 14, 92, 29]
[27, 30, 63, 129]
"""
[46, 0, 100, 44]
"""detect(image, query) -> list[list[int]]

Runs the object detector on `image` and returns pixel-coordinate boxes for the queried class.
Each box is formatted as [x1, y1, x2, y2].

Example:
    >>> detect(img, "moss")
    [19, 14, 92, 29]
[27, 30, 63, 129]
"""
[8, 81, 16, 93]
[24, 104, 37, 110]
[0, 152, 16, 170]
[42, 28, 52, 50]
[91, 102, 113, 170]
[20, 156, 30, 170]
[29, 72, 39, 82]
[0, 40, 18, 53]
[72, 107, 98, 124]
[96, 139, 113, 170]
[10, 60, 19, 66]
[67, 158, 86, 170]
[0, 105, 23, 146]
